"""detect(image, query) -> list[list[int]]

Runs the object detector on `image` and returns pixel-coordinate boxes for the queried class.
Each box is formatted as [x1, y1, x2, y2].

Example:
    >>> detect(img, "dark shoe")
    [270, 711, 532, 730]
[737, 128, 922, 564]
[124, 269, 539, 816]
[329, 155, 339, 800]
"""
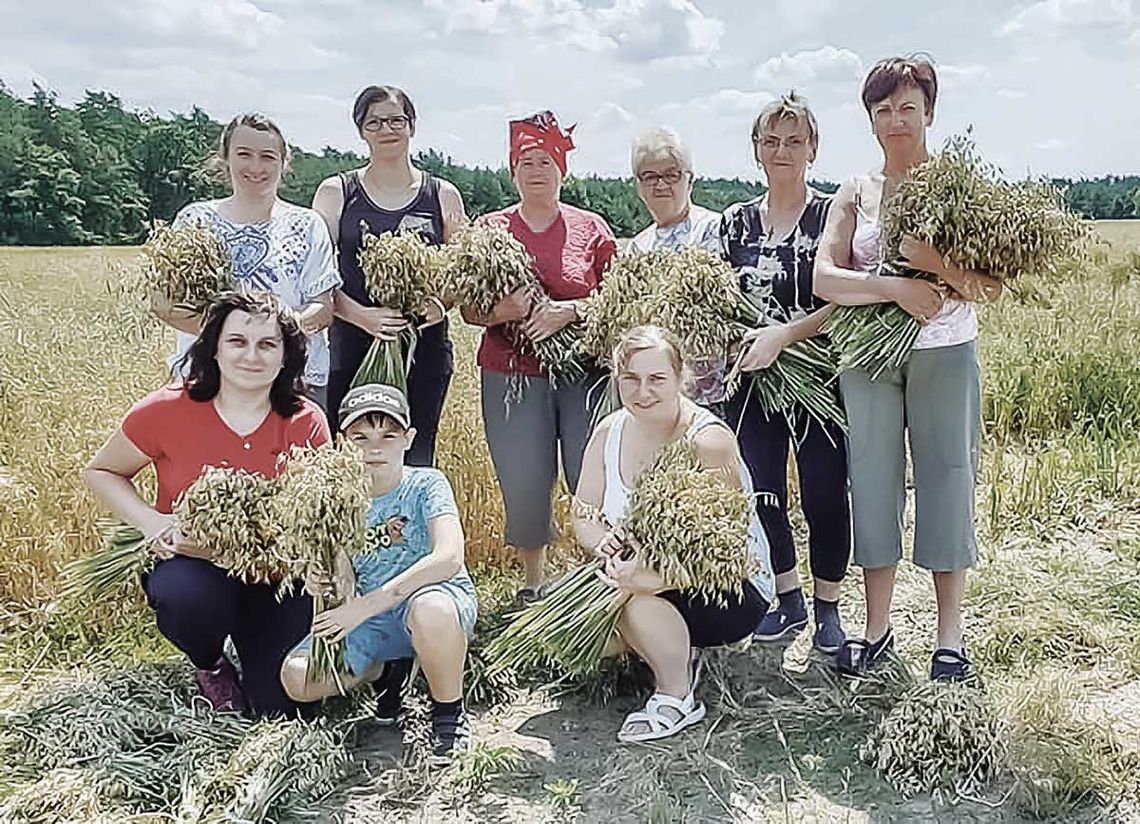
[194, 657, 246, 714]
[513, 585, 546, 607]
[835, 627, 895, 677]
[930, 647, 972, 682]
[753, 602, 808, 642]
[373, 658, 414, 726]
[429, 701, 471, 763]
[812, 615, 846, 655]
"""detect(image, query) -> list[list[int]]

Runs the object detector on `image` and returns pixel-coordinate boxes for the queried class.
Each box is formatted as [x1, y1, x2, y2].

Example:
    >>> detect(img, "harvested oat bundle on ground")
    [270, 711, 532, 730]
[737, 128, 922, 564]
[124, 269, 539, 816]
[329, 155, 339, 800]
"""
[185, 718, 355, 822]
[174, 466, 286, 586]
[139, 220, 234, 312]
[270, 442, 370, 688]
[353, 228, 446, 394]
[827, 134, 1089, 379]
[486, 438, 752, 676]
[58, 521, 160, 603]
[861, 679, 1004, 798]
[445, 222, 588, 395]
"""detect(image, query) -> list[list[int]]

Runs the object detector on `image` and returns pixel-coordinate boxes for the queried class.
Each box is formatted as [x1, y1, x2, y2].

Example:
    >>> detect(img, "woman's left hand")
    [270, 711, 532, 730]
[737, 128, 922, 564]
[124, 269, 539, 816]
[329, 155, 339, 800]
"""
[312, 598, 376, 642]
[523, 299, 578, 343]
[738, 326, 790, 372]
[899, 236, 947, 277]
[598, 554, 665, 594]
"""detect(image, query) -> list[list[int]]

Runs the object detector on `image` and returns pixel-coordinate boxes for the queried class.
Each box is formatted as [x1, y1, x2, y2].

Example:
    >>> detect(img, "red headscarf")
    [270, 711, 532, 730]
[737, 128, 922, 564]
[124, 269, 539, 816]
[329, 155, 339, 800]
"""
[509, 110, 576, 176]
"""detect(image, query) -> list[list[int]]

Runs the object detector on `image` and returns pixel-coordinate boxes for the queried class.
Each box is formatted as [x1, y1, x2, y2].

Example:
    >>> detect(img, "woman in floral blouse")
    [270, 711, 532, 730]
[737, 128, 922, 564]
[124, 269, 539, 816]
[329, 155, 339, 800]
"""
[720, 93, 851, 655]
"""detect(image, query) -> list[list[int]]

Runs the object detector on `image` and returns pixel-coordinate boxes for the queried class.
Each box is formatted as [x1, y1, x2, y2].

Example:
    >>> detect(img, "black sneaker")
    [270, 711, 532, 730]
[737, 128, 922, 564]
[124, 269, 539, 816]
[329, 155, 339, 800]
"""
[835, 627, 895, 677]
[812, 616, 846, 656]
[373, 658, 414, 726]
[429, 702, 471, 762]
[930, 647, 972, 682]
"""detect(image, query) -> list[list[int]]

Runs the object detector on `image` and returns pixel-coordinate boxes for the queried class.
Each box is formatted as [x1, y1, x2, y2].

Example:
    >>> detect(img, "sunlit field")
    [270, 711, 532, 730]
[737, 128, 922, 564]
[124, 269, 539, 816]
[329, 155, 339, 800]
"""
[1, 225, 1139, 821]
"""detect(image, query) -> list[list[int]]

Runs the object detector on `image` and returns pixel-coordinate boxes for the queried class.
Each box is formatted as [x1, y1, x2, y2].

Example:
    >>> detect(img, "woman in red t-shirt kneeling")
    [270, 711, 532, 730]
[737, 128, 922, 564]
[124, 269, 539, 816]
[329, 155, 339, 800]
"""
[84, 293, 330, 718]
[460, 111, 617, 602]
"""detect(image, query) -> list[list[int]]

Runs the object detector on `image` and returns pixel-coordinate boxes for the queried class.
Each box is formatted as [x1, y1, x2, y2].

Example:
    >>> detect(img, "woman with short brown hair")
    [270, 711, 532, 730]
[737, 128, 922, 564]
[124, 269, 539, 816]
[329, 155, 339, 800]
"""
[814, 56, 1002, 681]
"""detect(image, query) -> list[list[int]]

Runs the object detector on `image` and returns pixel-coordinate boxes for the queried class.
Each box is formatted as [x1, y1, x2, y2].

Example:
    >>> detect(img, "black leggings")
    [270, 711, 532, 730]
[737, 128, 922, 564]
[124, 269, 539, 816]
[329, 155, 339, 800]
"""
[327, 319, 454, 467]
[659, 582, 768, 648]
[726, 393, 852, 584]
[143, 556, 313, 718]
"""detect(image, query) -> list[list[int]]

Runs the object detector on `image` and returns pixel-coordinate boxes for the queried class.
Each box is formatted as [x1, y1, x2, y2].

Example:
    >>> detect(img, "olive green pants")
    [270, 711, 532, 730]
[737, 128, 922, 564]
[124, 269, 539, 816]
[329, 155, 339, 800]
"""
[839, 340, 980, 572]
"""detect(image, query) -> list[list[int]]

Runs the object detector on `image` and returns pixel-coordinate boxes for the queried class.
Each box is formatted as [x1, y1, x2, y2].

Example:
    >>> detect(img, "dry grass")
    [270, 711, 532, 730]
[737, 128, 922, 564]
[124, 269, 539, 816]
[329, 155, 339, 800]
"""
[2, 221, 1140, 821]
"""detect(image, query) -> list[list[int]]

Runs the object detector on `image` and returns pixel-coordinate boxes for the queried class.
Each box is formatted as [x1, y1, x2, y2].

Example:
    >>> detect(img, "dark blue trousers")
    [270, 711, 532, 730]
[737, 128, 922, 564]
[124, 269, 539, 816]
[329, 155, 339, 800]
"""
[143, 556, 313, 717]
[725, 393, 852, 585]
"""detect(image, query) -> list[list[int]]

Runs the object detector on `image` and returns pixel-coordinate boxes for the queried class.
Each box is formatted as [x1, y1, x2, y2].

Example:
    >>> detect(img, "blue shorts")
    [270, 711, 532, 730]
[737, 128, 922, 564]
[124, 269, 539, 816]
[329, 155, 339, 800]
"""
[292, 576, 478, 678]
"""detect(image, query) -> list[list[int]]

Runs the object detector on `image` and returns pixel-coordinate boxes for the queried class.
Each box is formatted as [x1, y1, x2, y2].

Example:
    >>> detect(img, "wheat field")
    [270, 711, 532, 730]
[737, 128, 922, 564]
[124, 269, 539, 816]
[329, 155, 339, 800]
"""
[1, 227, 1139, 822]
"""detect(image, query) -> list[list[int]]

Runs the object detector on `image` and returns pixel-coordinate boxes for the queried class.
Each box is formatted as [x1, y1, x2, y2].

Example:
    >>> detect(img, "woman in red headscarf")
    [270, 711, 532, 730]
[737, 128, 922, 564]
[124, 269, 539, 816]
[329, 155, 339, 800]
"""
[461, 111, 618, 602]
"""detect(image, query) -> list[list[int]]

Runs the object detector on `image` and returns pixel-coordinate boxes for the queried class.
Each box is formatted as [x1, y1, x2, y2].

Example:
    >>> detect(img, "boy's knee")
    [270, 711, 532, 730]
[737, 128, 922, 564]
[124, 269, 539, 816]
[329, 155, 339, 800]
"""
[407, 592, 462, 638]
[279, 653, 312, 703]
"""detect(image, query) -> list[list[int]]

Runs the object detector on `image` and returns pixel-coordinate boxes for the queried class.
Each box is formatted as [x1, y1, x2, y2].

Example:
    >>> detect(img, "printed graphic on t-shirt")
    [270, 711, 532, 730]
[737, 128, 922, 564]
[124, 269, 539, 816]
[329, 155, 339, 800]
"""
[364, 515, 409, 554]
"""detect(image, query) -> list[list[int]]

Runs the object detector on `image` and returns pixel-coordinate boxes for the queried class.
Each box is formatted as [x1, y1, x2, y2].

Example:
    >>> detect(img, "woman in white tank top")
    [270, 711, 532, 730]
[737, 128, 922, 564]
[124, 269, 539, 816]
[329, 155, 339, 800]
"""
[573, 326, 775, 744]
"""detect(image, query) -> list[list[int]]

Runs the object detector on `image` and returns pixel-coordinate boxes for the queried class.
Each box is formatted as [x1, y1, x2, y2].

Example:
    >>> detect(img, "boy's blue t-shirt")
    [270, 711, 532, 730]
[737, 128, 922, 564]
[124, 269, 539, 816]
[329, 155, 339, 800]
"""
[352, 467, 472, 593]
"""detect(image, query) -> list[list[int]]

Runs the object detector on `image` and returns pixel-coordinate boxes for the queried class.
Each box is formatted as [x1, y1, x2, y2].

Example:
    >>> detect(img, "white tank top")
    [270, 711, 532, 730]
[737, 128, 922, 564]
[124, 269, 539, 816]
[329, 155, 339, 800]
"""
[601, 408, 776, 602]
[851, 177, 977, 351]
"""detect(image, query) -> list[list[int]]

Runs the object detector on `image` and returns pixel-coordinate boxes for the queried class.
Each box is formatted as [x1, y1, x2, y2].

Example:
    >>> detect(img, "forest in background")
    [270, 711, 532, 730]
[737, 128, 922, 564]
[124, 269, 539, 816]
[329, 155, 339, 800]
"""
[2, 84, 1138, 245]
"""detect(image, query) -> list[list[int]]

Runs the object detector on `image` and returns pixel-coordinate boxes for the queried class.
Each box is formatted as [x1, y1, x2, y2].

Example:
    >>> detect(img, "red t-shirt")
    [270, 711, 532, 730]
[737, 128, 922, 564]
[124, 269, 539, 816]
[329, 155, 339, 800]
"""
[121, 386, 331, 513]
[476, 203, 617, 377]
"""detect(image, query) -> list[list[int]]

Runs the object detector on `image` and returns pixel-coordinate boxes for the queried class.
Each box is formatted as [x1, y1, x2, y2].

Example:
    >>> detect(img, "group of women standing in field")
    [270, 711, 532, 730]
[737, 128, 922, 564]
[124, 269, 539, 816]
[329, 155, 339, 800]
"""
[84, 54, 1003, 749]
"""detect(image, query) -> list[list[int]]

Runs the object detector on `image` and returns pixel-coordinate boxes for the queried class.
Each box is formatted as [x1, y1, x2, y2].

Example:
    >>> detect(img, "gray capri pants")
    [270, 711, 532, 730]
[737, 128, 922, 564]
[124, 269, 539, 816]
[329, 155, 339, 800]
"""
[838, 339, 981, 572]
[480, 369, 599, 550]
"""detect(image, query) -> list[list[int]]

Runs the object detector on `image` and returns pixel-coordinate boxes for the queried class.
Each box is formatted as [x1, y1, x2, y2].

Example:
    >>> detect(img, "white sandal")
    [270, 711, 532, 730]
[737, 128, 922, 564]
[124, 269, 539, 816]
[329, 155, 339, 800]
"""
[617, 690, 707, 743]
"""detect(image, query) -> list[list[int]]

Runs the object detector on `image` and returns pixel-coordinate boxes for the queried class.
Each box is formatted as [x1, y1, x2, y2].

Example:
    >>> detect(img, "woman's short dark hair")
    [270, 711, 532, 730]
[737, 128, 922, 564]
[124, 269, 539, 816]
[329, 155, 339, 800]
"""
[352, 85, 416, 131]
[861, 55, 938, 116]
[183, 292, 308, 418]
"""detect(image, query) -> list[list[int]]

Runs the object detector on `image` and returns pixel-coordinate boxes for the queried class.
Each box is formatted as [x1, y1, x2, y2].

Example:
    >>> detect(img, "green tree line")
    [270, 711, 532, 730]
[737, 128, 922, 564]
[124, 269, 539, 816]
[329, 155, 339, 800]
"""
[2, 84, 1137, 245]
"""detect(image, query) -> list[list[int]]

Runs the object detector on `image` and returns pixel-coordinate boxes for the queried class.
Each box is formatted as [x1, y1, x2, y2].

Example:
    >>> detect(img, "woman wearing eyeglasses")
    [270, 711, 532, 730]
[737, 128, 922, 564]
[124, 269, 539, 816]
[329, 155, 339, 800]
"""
[313, 85, 468, 458]
[628, 127, 724, 408]
[628, 127, 720, 256]
[720, 92, 851, 655]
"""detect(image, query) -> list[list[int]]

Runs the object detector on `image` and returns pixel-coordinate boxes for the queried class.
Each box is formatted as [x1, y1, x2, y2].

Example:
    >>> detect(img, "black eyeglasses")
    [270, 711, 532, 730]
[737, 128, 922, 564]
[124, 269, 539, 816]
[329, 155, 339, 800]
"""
[636, 169, 687, 186]
[362, 115, 411, 132]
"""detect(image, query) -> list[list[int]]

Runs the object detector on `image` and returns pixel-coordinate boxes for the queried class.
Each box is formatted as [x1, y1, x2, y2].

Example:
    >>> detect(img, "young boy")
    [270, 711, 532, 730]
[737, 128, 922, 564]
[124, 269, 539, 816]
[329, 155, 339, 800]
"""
[281, 384, 478, 758]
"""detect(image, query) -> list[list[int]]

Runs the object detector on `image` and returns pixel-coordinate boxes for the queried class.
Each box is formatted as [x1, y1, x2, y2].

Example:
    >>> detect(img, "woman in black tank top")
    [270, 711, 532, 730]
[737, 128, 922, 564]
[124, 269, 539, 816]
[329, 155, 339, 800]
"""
[313, 85, 468, 466]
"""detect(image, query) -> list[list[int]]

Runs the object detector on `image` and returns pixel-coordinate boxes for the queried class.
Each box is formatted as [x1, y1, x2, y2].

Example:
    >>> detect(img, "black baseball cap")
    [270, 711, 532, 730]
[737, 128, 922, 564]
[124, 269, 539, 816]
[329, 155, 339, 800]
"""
[338, 384, 412, 432]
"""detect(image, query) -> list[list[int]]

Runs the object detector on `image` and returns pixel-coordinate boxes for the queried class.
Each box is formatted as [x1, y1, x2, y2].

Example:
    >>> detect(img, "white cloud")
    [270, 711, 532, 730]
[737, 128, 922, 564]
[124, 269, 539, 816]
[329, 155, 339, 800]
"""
[1034, 137, 1071, 150]
[753, 45, 864, 92]
[996, 88, 1028, 98]
[938, 63, 992, 90]
[420, 0, 723, 63]
[1000, 0, 1135, 38]
[778, 0, 837, 28]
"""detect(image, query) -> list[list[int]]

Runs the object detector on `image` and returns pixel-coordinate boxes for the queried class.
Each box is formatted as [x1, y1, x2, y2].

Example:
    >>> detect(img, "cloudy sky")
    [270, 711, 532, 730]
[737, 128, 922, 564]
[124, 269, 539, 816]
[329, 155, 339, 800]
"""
[1, 0, 1137, 182]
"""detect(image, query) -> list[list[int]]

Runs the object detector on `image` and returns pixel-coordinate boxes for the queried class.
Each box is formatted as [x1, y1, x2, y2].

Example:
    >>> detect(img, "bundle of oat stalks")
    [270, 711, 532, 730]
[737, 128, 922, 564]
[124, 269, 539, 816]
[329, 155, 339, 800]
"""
[486, 438, 752, 676]
[826, 134, 1089, 379]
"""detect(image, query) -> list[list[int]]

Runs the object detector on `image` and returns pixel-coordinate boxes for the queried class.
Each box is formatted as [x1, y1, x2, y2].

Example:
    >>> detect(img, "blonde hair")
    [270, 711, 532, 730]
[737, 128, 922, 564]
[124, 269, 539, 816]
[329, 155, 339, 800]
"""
[751, 91, 820, 146]
[630, 127, 693, 176]
[612, 325, 688, 380]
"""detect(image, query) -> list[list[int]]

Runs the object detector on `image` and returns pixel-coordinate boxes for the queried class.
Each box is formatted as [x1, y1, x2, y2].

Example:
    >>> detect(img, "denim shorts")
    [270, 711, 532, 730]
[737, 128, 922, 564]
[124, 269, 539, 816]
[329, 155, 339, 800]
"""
[292, 576, 478, 678]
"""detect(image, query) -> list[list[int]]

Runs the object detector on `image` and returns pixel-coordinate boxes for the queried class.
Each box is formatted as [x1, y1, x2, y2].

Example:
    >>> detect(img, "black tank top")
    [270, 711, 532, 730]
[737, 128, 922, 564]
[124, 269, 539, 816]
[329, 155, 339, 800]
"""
[336, 169, 446, 304]
[331, 169, 449, 376]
